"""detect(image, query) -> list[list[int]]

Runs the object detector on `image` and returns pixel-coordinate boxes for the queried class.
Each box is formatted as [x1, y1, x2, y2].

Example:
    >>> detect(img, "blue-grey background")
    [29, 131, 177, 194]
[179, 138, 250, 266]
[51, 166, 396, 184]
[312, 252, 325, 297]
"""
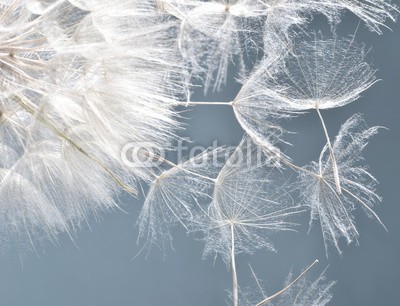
[0, 14, 399, 306]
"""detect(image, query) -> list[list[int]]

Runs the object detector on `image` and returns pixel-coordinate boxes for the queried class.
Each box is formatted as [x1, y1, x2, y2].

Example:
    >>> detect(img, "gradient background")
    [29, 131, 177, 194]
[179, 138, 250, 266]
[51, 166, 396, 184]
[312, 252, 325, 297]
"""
[0, 12, 399, 306]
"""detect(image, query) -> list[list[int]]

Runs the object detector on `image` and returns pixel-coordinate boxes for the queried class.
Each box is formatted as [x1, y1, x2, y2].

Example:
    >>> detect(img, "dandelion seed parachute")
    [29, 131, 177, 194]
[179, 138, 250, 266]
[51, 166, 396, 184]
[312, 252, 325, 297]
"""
[270, 268, 335, 306]
[299, 114, 384, 255]
[137, 148, 224, 255]
[240, 264, 335, 306]
[160, 0, 266, 92]
[192, 137, 304, 264]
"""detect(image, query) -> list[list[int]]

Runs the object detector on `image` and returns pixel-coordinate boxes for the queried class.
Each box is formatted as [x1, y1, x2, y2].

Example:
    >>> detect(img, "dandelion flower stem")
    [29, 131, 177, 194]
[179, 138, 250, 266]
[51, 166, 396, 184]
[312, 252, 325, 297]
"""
[176, 101, 233, 106]
[281, 157, 318, 178]
[255, 259, 319, 306]
[163, 158, 216, 182]
[230, 223, 239, 306]
[316, 108, 341, 194]
[179, 101, 330, 182]
[141, 151, 216, 183]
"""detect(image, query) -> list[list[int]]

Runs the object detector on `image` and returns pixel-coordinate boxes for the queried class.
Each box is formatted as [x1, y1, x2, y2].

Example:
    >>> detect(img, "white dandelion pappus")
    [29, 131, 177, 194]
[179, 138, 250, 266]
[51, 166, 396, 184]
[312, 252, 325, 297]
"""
[268, 266, 335, 306]
[196, 137, 303, 263]
[240, 262, 335, 306]
[299, 114, 385, 255]
[137, 147, 224, 255]
[159, 0, 268, 92]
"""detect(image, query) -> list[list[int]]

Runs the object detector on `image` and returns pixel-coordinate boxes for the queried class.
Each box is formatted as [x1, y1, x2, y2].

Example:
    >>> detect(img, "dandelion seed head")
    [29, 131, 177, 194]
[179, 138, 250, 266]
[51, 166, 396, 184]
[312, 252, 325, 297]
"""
[0, 0, 184, 252]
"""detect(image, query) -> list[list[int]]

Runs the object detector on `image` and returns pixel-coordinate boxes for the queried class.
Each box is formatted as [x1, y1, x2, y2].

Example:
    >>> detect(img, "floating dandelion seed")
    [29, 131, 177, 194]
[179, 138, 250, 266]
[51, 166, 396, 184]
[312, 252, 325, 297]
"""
[163, 0, 266, 92]
[264, 265, 335, 306]
[298, 114, 386, 255]
[239, 261, 335, 306]
[137, 148, 224, 255]
[195, 137, 303, 262]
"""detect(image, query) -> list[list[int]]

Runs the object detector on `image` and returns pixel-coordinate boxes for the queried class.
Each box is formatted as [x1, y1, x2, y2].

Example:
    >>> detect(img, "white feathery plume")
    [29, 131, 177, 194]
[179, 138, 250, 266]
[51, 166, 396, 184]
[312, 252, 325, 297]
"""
[159, 0, 267, 92]
[263, 266, 335, 306]
[268, 267, 335, 306]
[240, 262, 335, 306]
[260, 0, 397, 57]
[0, 0, 183, 251]
[313, 0, 398, 34]
[261, 0, 398, 34]
[298, 114, 385, 255]
[157, 0, 397, 93]
[66, 4, 184, 182]
[137, 148, 224, 255]
[194, 137, 303, 263]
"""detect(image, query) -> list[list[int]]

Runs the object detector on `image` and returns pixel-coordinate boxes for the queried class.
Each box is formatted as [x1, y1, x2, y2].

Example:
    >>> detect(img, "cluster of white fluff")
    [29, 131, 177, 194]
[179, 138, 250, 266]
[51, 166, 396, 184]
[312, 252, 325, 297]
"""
[0, 0, 398, 305]
[159, 0, 396, 91]
[0, 0, 183, 250]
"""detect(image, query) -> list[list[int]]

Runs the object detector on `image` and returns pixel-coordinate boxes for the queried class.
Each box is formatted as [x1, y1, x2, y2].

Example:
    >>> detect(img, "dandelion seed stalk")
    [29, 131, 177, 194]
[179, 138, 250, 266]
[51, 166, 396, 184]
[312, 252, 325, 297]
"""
[230, 223, 238, 306]
[316, 107, 341, 194]
[255, 259, 320, 306]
